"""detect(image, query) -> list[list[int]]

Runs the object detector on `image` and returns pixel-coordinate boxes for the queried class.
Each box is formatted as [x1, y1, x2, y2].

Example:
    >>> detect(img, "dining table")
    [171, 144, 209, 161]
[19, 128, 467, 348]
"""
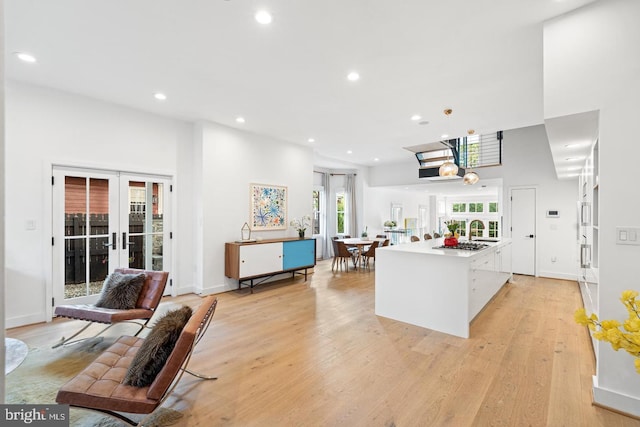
[336, 237, 386, 269]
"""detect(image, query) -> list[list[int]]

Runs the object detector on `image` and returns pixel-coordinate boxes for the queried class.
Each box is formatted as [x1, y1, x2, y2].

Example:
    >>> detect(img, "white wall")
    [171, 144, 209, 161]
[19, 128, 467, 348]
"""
[367, 124, 578, 280]
[363, 186, 429, 238]
[5, 82, 195, 327]
[544, 0, 640, 415]
[197, 121, 314, 294]
[491, 126, 578, 280]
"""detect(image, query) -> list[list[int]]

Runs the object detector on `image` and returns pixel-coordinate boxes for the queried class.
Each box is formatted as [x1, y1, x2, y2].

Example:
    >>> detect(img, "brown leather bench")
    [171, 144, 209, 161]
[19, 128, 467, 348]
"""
[56, 295, 218, 426]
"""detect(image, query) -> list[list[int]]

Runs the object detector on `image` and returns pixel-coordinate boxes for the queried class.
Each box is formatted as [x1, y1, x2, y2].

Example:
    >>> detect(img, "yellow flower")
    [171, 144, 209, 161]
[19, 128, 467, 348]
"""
[576, 290, 640, 374]
[624, 318, 640, 333]
[574, 308, 589, 325]
[601, 319, 621, 330]
[622, 290, 639, 301]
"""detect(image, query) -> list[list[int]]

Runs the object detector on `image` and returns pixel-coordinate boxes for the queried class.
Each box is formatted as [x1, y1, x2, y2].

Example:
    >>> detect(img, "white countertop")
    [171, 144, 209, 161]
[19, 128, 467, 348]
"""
[378, 237, 511, 258]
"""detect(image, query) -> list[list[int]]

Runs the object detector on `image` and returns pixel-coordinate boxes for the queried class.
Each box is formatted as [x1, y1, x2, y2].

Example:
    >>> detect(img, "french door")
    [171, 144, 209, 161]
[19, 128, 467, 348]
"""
[52, 167, 172, 307]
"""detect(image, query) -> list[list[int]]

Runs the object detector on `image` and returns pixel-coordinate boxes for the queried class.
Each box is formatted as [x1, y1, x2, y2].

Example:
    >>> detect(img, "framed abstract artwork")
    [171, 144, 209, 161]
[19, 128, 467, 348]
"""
[250, 183, 287, 230]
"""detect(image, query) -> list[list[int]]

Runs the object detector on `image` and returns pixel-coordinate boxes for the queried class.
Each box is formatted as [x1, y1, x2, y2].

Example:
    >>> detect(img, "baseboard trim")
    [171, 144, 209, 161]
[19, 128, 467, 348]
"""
[538, 271, 577, 281]
[6, 313, 47, 329]
[199, 283, 230, 295]
[593, 375, 640, 418]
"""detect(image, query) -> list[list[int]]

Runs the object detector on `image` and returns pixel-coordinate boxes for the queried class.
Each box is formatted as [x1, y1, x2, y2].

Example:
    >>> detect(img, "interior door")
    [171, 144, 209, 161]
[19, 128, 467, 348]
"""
[119, 175, 171, 296]
[510, 187, 536, 275]
[52, 168, 119, 305]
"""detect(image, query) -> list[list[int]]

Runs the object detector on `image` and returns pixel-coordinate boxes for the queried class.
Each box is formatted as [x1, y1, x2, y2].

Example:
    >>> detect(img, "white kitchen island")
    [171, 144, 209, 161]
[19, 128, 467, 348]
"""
[375, 238, 512, 338]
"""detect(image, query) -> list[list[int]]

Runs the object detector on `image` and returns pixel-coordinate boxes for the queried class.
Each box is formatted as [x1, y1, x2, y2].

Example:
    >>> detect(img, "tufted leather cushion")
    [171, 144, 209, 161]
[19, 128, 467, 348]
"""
[56, 336, 157, 414]
[53, 305, 154, 324]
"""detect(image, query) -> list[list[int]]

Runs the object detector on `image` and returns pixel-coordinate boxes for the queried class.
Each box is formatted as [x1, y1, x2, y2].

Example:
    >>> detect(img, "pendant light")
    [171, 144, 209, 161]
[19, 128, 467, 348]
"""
[463, 170, 480, 185]
[439, 107, 458, 177]
[439, 160, 459, 177]
[462, 128, 479, 184]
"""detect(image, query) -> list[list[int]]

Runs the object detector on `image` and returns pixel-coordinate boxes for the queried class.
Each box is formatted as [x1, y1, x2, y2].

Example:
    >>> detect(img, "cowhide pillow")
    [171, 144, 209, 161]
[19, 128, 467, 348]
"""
[123, 305, 193, 387]
[95, 271, 146, 310]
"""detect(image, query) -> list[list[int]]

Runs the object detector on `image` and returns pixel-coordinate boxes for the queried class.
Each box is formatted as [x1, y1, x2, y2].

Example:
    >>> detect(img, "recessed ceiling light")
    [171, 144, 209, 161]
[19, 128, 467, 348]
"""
[347, 150, 353, 154]
[441, 134, 449, 139]
[411, 115, 422, 121]
[235, 116, 246, 123]
[308, 138, 315, 143]
[255, 10, 272, 24]
[347, 71, 360, 82]
[565, 157, 582, 161]
[374, 158, 380, 162]
[15, 52, 37, 63]
[154, 93, 167, 101]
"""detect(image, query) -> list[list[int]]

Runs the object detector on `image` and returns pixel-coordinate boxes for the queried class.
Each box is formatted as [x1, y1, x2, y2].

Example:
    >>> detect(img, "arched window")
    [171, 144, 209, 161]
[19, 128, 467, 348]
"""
[470, 220, 485, 237]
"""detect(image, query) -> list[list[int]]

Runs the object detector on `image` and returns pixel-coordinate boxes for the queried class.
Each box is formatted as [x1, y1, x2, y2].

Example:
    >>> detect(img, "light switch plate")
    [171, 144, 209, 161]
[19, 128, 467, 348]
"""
[616, 227, 640, 245]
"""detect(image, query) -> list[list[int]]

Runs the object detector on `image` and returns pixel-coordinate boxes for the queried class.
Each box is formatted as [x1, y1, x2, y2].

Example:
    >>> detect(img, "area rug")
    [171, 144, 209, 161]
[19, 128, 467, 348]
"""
[5, 337, 29, 375]
[5, 337, 183, 426]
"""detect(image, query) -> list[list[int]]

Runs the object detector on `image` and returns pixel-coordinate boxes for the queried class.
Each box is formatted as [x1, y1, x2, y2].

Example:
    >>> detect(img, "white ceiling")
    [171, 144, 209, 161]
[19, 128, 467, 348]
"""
[6, 0, 596, 170]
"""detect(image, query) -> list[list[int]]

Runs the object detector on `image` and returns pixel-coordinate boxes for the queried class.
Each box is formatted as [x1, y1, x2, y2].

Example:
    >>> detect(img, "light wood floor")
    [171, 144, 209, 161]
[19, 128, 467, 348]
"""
[7, 260, 640, 427]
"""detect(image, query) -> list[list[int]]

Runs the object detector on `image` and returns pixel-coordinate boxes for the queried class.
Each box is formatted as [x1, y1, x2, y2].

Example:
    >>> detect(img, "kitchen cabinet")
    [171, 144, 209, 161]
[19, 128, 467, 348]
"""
[375, 238, 512, 338]
[468, 241, 512, 320]
[225, 238, 316, 292]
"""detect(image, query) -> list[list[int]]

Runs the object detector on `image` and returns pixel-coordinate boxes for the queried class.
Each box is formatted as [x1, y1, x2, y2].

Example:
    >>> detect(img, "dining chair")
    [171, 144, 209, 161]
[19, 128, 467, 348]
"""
[410, 235, 420, 242]
[382, 239, 390, 246]
[331, 239, 339, 270]
[434, 232, 442, 238]
[424, 233, 433, 240]
[361, 240, 379, 270]
[376, 234, 386, 238]
[333, 241, 356, 272]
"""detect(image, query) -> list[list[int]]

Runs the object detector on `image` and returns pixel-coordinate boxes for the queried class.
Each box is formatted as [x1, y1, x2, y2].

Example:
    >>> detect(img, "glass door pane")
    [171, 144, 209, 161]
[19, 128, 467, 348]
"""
[63, 177, 111, 298]
[123, 179, 168, 274]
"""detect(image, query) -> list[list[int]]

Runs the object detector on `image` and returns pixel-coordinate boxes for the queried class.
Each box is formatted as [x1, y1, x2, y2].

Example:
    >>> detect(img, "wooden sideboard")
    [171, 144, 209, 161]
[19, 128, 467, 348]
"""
[225, 237, 316, 292]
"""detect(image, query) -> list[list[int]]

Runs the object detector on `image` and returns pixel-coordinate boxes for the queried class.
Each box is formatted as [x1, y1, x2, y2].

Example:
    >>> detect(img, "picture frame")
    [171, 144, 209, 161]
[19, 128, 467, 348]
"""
[250, 183, 287, 230]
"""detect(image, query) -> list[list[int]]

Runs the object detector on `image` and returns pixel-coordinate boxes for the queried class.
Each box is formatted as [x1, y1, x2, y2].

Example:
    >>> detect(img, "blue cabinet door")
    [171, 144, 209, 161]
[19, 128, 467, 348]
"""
[282, 239, 315, 270]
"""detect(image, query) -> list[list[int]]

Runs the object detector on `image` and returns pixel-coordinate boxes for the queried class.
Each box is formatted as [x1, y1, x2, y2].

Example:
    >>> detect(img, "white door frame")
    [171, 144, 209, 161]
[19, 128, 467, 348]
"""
[119, 173, 172, 282]
[509, 186, 537, 276]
